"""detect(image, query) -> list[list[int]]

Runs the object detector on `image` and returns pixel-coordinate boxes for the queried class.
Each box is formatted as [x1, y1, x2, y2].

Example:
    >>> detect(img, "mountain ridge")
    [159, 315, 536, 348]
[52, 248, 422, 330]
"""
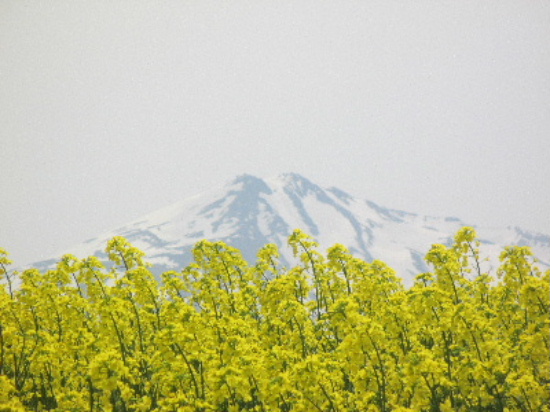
[29, 173, 550, 285]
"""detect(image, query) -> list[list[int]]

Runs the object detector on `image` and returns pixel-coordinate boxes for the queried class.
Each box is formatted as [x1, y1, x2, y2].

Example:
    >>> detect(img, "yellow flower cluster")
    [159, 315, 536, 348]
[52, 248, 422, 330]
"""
[0, 229, 548, 411]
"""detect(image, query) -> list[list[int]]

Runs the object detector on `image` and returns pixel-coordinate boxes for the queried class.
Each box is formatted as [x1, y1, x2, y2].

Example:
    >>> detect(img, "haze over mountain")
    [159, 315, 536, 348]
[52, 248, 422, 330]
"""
[32, 173, 550, 285]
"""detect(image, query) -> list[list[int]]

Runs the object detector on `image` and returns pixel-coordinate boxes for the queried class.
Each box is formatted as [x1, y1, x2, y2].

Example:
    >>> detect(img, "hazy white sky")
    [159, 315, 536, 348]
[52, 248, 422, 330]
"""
[1, 1, 549, 266]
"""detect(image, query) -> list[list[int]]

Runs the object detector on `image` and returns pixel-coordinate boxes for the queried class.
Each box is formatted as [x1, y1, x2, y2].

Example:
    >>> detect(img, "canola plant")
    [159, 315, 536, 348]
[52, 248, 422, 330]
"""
[0, 228, 548, 411]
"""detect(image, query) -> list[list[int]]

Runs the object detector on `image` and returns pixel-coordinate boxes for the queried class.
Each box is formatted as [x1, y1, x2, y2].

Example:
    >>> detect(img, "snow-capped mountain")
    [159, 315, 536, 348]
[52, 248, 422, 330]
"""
[34, 173, 550, 285]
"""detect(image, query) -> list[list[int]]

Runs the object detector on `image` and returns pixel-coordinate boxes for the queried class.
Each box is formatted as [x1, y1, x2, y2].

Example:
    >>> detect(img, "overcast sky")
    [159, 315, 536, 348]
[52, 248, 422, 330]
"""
[1, 1, 549, 266]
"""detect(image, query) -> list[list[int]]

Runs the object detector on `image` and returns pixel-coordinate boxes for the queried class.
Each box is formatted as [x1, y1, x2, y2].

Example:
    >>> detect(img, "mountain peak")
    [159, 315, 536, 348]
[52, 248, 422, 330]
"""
[228, 174, 271, 195]
[278, 172, 313, 184]
[276, 172, 323, 198]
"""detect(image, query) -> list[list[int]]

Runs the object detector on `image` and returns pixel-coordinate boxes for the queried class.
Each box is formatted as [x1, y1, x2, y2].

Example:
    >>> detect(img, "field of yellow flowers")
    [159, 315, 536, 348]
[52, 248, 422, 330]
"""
[0, 228, 548, 411]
